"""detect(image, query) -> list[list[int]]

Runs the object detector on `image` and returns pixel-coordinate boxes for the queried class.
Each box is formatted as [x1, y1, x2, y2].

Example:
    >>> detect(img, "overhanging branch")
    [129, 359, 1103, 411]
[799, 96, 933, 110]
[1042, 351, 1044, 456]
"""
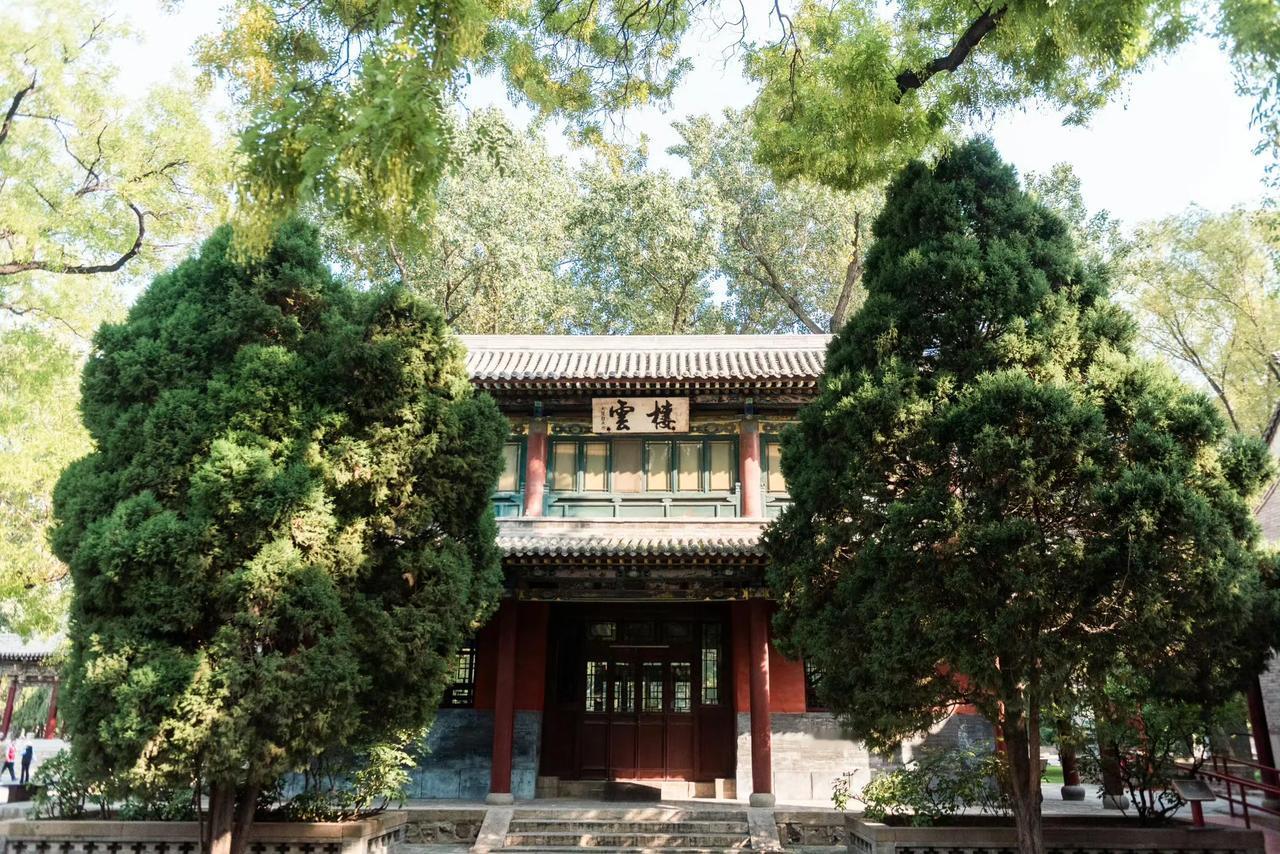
[0, 203, 146, 276]
[895, 5, 1008, 97]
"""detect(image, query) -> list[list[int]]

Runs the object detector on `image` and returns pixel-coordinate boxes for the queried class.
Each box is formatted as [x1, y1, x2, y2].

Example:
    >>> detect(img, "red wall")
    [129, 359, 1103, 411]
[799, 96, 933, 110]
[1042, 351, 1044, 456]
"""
[730, 601, 807, 714]
[474, 601, 550, 711]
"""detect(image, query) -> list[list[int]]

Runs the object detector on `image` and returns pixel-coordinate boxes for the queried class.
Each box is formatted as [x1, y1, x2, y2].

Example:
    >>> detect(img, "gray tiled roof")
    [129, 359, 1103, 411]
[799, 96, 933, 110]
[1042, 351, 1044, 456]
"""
[496, 518, 766, 557]
[0, 633, 62, 662]
[460, 335, 830, 386]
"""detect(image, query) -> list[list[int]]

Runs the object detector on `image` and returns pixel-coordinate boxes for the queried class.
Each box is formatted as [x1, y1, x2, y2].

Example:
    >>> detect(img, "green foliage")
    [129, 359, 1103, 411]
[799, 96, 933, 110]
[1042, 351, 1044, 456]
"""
[1075, 674, 1244, 825]
[766, 139, 1278, 848]
[672, 110, 882, 333]
[274, 742, 414, 821]
[748, 1, 1195, 190]
[202, 0, 1280, 240]
[833, 748, 1009, 826]
[0, 0, 228, 636]
[327, 109, 877, 335]
[50, 220, 505, 820]
[326, 109, 579, 334]
[198, 0, 694, 256]
[1120, 207, 1280, 437]
[9, 684, 53, 738]
[30, 749, 196, 820]
[0, 0, 228, 278]
[563, 155, 721, 334]
[30, 750, 103, 819]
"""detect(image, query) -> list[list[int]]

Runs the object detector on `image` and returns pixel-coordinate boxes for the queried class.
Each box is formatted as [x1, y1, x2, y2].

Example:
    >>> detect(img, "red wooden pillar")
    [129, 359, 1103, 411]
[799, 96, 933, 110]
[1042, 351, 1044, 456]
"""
[1247, 678, 1280, 805]
[43, 682, 59, 739]
[487, 600, 519, 804]
[523, 419, 547, 517]
[739, 420, 762, 519]
[0, 679, 16, 739]
[748, 599, 774, 806]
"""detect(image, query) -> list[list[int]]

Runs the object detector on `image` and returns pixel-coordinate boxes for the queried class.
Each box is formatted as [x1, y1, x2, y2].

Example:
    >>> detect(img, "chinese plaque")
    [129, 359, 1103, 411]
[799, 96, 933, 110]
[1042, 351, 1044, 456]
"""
[591, 396, 690, 433]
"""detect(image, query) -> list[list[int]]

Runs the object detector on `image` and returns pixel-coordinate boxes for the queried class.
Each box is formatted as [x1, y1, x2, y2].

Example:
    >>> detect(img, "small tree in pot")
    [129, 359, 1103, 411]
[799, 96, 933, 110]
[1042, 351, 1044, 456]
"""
[765, 140, 1279, 854]
[51, 221, 507, 854]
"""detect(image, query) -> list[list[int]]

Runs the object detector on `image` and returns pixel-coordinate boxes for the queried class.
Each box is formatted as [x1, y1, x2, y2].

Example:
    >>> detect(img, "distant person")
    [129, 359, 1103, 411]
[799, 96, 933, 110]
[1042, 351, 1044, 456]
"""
[0, 742, 14, 782]
[19, 744, 32, 784]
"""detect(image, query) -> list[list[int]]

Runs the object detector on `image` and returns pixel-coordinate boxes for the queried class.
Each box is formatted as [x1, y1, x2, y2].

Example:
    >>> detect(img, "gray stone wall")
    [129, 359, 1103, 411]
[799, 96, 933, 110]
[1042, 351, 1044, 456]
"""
[408, 709, 541, 800]
[735, 712, 996, 805]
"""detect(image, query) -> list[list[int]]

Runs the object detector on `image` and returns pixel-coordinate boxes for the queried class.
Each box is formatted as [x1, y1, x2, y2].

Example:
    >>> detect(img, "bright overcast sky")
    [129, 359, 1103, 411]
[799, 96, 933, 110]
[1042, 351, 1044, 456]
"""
[115, 0, 1270, 228]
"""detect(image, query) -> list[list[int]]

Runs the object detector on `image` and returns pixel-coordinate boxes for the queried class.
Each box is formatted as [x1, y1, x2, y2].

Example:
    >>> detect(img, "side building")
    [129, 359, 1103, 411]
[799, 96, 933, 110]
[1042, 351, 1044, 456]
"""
[414, 335, 990, 804]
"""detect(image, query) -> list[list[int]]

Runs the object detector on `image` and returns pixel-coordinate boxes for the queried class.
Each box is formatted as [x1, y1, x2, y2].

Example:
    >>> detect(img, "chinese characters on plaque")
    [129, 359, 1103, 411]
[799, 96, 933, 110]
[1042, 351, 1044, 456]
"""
[591, 396, 690, 433]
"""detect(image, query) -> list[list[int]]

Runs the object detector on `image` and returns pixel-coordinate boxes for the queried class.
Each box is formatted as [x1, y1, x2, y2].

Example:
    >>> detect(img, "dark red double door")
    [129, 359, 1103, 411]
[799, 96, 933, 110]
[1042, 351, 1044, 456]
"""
[541, 605, 735, 782]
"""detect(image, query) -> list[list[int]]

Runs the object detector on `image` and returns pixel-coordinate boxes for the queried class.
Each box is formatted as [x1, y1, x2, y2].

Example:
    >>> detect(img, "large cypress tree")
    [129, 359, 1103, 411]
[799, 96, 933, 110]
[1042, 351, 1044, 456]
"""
[765, 141, 1277, 853]
[51, 221, 506, 854]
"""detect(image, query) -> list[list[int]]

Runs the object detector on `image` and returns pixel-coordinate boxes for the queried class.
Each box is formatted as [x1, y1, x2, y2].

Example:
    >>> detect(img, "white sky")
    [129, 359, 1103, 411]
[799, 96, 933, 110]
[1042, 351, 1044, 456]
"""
[112, 0, 1271, 228]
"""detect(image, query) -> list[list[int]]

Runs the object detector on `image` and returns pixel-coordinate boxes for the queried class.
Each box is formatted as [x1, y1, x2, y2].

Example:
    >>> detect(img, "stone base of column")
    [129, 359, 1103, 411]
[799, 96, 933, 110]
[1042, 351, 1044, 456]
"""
[1102, 793, 1129, 810]
[485, 792, 514, 805]
[749, 792, 776, 808]
[1060, 784, 1086, 801]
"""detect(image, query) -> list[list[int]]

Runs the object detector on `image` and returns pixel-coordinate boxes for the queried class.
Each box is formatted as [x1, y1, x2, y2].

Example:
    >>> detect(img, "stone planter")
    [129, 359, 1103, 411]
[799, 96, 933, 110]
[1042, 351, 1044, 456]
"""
[847, 815, 1266, 854]
[0, 810, 406, 854]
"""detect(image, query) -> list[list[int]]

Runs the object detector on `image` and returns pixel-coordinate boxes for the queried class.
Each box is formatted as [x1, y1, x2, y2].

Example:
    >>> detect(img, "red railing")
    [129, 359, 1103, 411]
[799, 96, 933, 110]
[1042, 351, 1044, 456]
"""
[1178, 754, 1280, 829]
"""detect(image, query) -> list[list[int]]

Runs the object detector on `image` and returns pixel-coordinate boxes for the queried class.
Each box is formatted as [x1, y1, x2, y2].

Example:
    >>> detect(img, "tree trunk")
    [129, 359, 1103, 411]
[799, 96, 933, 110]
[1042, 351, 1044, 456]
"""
[206, 783, 236, 854]
[229, 784, 261, 854]
[1003, 712, 1045, 854]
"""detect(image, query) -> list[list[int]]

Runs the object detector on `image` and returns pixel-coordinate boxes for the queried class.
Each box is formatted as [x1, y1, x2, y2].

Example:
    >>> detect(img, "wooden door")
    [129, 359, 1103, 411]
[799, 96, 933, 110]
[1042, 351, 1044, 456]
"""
[540, 606, 734, 782]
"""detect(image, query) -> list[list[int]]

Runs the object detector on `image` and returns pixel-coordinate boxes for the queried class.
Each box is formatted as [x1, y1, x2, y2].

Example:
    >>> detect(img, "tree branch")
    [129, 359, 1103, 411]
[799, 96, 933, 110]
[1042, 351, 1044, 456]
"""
[0, 74, 37, 148]
[0, 202, 145, 276]
[830, 210, 862, 331]
[895, 6, 1008, 97]
[736, 231, 825, 333]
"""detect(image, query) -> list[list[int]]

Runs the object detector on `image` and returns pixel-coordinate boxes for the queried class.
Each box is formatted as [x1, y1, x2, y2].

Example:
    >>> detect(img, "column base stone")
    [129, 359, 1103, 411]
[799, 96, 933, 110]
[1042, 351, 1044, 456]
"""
[484, 792, 514, 805]
[749, 792, 776, 807]
[1060, 784, 1086, 801]
[1102, 793, 1129, 810]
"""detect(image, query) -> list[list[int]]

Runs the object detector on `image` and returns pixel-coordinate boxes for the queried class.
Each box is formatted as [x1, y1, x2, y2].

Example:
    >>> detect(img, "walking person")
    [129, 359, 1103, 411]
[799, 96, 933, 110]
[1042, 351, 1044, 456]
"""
[0, 742, 15, 782]
[19, 744, 32, 784]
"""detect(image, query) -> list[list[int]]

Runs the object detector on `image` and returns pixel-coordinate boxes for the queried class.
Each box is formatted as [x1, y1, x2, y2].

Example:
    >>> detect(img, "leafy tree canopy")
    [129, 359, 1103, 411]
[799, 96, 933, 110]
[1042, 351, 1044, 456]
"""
[50, 220, 506, 854]
[748, 1, 1271, 190]
[1, 0, 228, 280]
[327, 108, 881, 334]
[1, 0, 229, 636]
[766, 140, 1278, 853]
[1120, 206, 1280, 438]
[200, 0, 1280, 248]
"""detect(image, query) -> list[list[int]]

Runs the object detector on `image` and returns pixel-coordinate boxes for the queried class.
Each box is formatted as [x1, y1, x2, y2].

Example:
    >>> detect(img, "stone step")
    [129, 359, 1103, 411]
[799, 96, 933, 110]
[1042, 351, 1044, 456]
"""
[511, 810, 747, 823]
[504, 832, 750, 848]
[502, 848, 750, 853]
[508, 820, 749, 834]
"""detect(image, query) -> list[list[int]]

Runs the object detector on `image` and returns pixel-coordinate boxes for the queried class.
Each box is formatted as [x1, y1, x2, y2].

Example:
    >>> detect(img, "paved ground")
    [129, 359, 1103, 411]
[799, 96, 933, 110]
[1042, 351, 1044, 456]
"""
[400, 784, 1280, 850]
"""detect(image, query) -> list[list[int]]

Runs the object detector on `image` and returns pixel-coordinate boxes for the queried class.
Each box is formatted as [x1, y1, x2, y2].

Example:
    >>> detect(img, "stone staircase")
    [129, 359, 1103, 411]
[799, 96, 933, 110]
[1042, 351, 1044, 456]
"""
[495, 807, 757, 852]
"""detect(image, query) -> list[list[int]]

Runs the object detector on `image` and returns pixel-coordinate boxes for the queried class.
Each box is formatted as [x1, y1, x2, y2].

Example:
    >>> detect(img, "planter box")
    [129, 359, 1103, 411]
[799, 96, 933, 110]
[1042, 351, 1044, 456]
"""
[0, 810, 406, 854]
[847, 815, 1265, 854]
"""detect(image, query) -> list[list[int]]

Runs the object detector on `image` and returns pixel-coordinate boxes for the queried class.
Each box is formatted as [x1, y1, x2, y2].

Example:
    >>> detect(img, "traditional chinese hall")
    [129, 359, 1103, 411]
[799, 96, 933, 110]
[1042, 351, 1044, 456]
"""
[415, 335, 989, 804]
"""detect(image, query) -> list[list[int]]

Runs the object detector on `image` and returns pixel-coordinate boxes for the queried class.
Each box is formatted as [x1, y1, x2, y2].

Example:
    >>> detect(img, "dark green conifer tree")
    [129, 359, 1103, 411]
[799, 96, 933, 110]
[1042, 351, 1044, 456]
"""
[51, 221, 506, 854]
[766, 141, 1278, 854]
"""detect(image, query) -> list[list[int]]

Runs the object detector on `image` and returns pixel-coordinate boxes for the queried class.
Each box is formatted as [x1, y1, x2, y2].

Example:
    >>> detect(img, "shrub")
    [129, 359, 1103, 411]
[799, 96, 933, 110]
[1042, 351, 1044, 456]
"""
[1077, 679, 1243, 825]
[833, 748, 1010, 826]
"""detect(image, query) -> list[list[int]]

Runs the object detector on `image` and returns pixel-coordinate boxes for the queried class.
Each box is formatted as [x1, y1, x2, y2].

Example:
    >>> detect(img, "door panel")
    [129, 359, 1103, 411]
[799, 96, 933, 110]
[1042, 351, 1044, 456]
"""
[541, 606, 735, 782]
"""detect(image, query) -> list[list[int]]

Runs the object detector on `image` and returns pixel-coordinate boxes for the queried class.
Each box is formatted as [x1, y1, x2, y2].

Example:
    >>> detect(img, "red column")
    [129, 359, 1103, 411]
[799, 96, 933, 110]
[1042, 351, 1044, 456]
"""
[43, 682, 59, 739]
[748, 599, 774, 806]
[523, 419, 547, 517]
[0, 679, 16, 739]
[488, 600, 519, 803]
[739, 420, 762, 519]
[1247, 678, 1280, 801]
